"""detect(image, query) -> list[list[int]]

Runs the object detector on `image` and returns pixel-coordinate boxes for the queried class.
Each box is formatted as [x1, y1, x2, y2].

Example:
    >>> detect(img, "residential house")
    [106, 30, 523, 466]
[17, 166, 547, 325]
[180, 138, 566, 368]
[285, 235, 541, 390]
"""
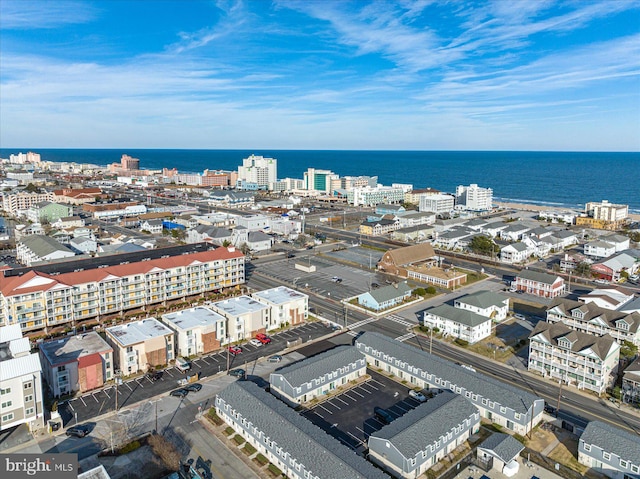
[216, 381, 390, 479]
[423, 304, 492, 344]
[527, 227, 555, 240]
[13, 223, 45, 240]
[578, 421, 640, 479]
[622, 357, 640, 405]
[207, 190, 255, 208]
[432, 228, 473, 250]
[52, 216, 85, 230]
[528, 322, 619, 394]
[246, 231, 273, 252]
[357, 282, 412, 312]
[522, 235, 552, 258]
[39, 332, 113, 397]
[579, 287, 635, 311]
[482, 221, 508, 238]
[105, 318, 174, 375]
[26, 201, 73, 224]
[550, 230, 579, 249]
[396, 211, 436, 228]
[500, 224, 531, 242]
[454, 291, 510, 322]
[561, 252, 591, 272]
[603, 234, 631, 252]
[500, 242, 533, 264]
[391, 224, 435, 242]
[355, 332, 543, 435]
[251, 286, 308, 329]
[235, 214, 270, 231]
[368, 392, 480, 479]
[476, 433, 525, 477]
[140, 219, 163, 235]
[546, 298, 640, 346]
[585, 241, 617, 259]
[187, 225, 233, 246]
[512, 270, 565, 298]
[161, 306, 226, 357]
[270, 346, 366, 406]
[0, 324, 45, 431]
[592, 253, 639, 282]
[209, 295, 270, 342]
[69, 236, 97, 255]
[359, 219, 400, 236]
[16, 235, 76, 266]
[464, 218, 489, 232]
[0, 244, 245, 333]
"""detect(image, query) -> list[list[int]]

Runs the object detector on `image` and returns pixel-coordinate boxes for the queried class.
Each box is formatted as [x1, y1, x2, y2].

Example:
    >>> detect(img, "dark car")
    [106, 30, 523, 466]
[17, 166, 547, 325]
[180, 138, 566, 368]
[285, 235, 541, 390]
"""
[286, 253, 296, 258]
[170, 388, 190, 398]
[146, 371, 163, 382]
[228, 368, 246, 378]
[371, 282, 380, 288]
[373, 407, 393, 425]
[65, 425, 90, 438]
[185, 383, 202, 392]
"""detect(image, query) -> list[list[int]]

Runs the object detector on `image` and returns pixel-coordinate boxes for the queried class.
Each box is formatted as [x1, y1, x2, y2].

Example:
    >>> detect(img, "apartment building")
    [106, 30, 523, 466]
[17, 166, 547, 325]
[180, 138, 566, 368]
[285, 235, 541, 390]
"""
[237, 154, 277, 189]
[16, 235, 76, 266]
[500, 242, 533, 264]
[209, 295, 270, 343]
[83, 201, 147, 220]
[454, 291, 510, 322]
[270, 346, 366, 406]
[576, 200, 629, 230]
[251, 286, 308, 329]
[546, 298, 640, 346]
[52, 187, 106, 205]
[303, 168, 337, 194]
[368, 392, 480, 479]
[584, 240, 617, 259]
[216, 381, 390, 479]
[2, 191, 54, 216]
[0, 245, 245, 333]
[161, 306, 226, 357]
[512, 270, 565, 298]
[419, 194, 455, 215]
[423, 304, 492, 344]
[26, 201, 73, 224]
[105, 318, 174, 375]
[578, 421, 640, 479]
[348, 186, 405, 207]
[455, 184, 493, 211]
[355, 332, 543, 435]
[39, 332, 113, 397]
[528, 322, 619, 395]
[0, 324, 45, 432]
[622, 357, 640, 405]
[405, 188, 440, 205]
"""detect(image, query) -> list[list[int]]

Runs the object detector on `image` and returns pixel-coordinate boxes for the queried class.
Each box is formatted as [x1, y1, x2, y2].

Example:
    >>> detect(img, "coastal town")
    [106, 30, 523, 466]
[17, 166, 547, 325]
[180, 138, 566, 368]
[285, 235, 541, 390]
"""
[0, 151, 638, 479]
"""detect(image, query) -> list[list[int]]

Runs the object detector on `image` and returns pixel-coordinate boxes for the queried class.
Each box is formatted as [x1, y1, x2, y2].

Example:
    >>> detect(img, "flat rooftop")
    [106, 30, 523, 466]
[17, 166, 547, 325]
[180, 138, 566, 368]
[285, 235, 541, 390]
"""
[162, 306, 225, 331]
[40, 332, 112, 366]
[106, 318, 172, 346]
[210, 295, 269, 317]
[252, 286, 307, 305]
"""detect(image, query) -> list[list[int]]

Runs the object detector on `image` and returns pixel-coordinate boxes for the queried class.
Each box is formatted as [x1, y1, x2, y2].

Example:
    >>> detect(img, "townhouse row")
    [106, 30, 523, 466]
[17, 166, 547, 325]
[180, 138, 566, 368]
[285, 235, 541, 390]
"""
[0, 245, 246, 333]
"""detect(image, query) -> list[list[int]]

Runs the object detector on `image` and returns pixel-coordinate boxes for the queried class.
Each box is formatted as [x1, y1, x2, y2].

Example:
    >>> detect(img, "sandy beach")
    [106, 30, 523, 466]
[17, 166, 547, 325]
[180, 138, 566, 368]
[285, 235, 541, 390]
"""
[495, 201, 640, 221]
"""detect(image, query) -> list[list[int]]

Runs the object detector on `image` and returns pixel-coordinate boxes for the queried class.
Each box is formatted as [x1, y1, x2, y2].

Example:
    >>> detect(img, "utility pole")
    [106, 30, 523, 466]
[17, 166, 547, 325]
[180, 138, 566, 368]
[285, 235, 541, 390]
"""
[430, 328, 433, 355]
[556, 372, 564, 415]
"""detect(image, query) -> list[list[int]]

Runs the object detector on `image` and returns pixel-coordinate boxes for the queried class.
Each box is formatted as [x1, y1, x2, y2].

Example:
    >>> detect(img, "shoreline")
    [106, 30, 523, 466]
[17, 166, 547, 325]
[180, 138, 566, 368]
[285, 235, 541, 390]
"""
[495, 201, 640, 222]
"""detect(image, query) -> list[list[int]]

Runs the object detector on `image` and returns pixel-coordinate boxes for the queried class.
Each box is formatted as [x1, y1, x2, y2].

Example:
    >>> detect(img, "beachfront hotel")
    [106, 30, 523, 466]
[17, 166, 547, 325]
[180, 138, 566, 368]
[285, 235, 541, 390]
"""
[0, 244, 245, 333]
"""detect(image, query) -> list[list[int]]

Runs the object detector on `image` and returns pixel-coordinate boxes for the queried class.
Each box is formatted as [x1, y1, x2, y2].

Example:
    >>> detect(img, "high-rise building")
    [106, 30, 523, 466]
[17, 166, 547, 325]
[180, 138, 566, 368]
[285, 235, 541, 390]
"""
[120, 154, 140, 170]
[455, 184, 493, 211]
[237, 155, 277, 189]
[304, 168, 338, 194]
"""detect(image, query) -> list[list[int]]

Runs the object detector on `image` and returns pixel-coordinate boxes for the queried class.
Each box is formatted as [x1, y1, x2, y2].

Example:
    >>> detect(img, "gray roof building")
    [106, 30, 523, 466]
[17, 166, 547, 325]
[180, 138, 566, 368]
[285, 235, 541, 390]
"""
[578, 421, 640, 476]
[478, 433, 524, 464]
[454, 291, 509, 310]
[424, 304, 491, 328]
[516, 269, 562, 285]
[216, 380, 390, 479]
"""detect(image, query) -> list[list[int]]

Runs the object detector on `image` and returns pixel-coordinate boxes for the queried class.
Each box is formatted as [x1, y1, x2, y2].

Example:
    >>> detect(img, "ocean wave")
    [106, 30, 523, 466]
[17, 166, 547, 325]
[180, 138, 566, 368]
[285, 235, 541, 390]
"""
[494, 197, 572, 208]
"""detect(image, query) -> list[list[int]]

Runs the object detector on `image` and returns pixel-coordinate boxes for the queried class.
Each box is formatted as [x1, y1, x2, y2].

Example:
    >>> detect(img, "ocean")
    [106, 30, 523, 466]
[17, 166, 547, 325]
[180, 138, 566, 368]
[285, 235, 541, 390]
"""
[1, 149, 638, 213]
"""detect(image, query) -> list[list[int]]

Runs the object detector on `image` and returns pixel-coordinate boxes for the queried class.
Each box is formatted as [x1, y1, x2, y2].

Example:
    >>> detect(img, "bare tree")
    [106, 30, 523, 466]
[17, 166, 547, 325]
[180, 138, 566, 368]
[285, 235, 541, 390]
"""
[148, 434, 181, 471]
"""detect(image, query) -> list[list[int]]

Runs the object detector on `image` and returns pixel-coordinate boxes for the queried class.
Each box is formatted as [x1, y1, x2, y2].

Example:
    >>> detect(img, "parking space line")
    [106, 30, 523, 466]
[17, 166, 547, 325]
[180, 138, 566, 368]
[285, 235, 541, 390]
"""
[317, 404, 333, 415]
[165, 369, 174, 377]
[327, 401, 341, 410]
[356, 386, 372, 395]
[343, 393, 358, 401]
[67, 401, 75, 412]
[103, 389, 111, 399]
[350, 389, 364, 398]
[369, 378, 385, 387]
[361, 382, 378, 391]
[200, 357, 211, 365]
[80, 396, 87, 407]
[355, 426, 367, 436]
[347, 431, 365, 447]
[92, 393, 99, 403]
[124, 382, 133, 391]
[136, 379, 144, 388]
[335, 397, 349, 406]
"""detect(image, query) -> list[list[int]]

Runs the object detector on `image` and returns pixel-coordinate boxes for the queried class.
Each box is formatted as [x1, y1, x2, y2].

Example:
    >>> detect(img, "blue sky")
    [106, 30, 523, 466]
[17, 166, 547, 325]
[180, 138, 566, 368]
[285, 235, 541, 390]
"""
[1, 0, 639, 151]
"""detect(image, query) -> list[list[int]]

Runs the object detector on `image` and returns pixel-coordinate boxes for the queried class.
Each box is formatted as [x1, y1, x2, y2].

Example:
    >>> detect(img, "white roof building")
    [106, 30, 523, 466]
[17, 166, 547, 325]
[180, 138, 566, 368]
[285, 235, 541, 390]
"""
[162, 306, 227, 357]
[210, 295, 271, 342]
[251, 286, 309, 329]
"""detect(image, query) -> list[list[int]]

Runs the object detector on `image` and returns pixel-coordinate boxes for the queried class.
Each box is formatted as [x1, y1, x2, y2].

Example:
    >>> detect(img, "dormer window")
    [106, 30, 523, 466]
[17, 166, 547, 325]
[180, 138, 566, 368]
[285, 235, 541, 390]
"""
[558, 337, 574, 349]
[617, 321, 629, 331]
[572, 310, 584, 320]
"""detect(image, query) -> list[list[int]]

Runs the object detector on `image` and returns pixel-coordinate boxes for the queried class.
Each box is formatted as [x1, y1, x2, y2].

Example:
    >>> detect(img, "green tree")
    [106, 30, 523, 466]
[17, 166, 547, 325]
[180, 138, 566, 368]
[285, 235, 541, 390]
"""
[620, 340, 638, 360]
[222, 240, 232, 247]
[575, 262, 592, 277]
[412, 288, 426, 296]
[24, 183, 40, 193]
[469, 235, 499, 256]
[425, 286, 437, 295]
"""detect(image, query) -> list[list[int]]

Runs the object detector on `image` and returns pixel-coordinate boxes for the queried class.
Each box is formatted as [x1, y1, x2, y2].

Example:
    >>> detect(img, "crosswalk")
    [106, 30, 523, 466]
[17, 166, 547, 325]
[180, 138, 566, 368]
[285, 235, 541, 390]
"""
[395, 332, 416, 342]
[385, 314, 414, 327]
[346, 317, 378, 337]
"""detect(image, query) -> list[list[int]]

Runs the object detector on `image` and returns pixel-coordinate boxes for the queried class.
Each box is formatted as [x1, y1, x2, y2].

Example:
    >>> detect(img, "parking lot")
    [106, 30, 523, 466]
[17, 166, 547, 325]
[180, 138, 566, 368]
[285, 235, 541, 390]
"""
[301, 369, 429, 454]
[58, 322, 332, 425]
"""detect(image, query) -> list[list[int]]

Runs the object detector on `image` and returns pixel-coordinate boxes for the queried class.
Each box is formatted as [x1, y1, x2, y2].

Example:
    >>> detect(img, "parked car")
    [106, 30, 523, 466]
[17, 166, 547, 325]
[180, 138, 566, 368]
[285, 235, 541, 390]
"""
[256, 333, 272, 344]
[146, 370, 163, 382]
[175, 356, 191, 373]
[185, 383, 202, 392]
[408, 390, 427, 402]
[268, 355, 283, 363]
[65, 425, 90, 438]
[371, 282, 380, 288]
[286, 253, 296, 258]
[228, 346, 242, 355]
[514, 313, 526, 321]
[228, 368, 246, 378]
[373, 407, 393, 425]
[594, 279, 609, 285]
[249, 339, 263, 347]
[170, 388, 189, 398]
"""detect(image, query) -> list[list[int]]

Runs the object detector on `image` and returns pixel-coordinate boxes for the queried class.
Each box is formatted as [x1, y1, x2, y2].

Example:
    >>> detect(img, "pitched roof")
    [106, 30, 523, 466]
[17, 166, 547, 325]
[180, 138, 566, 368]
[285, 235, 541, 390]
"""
[370, 392, 478, 458]
[478, 433, 525, 463]
[356, 332, 539, 414]
[528, 322, 618, 361]
[217, 381, 390, 479]
[455, 291, 509, 309]
[580, 421, 640, 463]
[425, 304, 492, 328]
[517, 269, 562, 285]
[272, 346, 364, 388]
[547, 297, 640, 334]
[384, 243, 436, 266]
[19, 235, 74, 257]
[367, 282, 412, 304]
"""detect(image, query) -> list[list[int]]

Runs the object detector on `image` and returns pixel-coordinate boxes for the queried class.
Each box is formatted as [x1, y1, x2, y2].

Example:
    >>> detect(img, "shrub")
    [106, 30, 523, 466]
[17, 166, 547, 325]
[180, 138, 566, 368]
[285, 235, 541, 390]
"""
[232, 434, 245, 445]
[148, 433, 180, 471]
[255, 453, 269, 465]
[119, 440, 141, 455]
[454, 338, 469, 347]
[207, 408, 224, 426]
[426, 286, 437, 295]
[267, 464, 283, 477]
[413, 287, 426, 296]
[243, 443, 257, 455]
[223, 426, 234, 436]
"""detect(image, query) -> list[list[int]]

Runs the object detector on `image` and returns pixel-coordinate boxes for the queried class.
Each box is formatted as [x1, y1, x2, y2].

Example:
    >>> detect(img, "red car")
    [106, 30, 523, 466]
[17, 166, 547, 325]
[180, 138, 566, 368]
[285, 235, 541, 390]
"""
[255, 333, 271, 344]
[228, 346, 243, 355]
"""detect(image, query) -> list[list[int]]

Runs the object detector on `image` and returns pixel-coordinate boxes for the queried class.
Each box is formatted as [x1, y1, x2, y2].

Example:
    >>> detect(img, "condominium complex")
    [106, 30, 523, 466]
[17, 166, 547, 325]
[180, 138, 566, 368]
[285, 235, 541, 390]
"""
[209, 295, 271, 343]
[0, 325, 45, 432]
[251, 286, 308, 327]
[348, 185, 405, 207]
[576, 200, 629, 230]
[303, 168, 337, 194]
[455, 184, 493, 211]
[161, 306, 227, 357]
[2, 191, 54, 216]
[39, 332, 113, 397]
[419, 194, 455, 215]
[0, 244, 245, 333]
[546, 298, 640, 346]
[105, 318, 174, 375]
[528, 322, 619, 395]
[237, 154, 277, 189]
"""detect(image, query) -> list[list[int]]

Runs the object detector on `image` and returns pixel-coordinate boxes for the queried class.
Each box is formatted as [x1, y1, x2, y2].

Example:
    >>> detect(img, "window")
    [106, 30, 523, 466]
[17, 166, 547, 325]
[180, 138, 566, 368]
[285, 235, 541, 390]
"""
[620, 460, 628, 468]
[57, 365, 65, 372]
[25, 407, 34, 416]
[1, 401, 12, 409]
[1, 413, 14, 422]
[603, 452, 611, 461]
[24, 395, 33, 403]
[0, 388, 10, 395]
[631, 464, 639, 473]
[24, 382, 32, 390]
[584, 444, 591, 452]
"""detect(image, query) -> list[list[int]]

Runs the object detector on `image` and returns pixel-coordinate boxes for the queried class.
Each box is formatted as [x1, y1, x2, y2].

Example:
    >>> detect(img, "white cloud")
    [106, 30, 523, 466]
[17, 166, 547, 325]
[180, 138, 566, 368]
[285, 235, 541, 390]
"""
[0, 0, 97, 29]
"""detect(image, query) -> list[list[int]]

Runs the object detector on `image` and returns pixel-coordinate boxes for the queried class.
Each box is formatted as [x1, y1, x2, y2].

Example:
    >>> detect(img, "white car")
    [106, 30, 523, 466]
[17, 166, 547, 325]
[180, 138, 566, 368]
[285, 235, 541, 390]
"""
[514, 313, 526, 321]
[249, 339, 263, 347]
[408, 390, 427, 402]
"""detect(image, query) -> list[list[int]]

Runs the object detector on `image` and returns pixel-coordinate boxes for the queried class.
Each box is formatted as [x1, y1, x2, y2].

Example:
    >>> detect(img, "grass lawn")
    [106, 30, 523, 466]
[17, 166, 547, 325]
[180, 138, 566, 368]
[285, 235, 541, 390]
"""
[548, 438, 589, 475]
